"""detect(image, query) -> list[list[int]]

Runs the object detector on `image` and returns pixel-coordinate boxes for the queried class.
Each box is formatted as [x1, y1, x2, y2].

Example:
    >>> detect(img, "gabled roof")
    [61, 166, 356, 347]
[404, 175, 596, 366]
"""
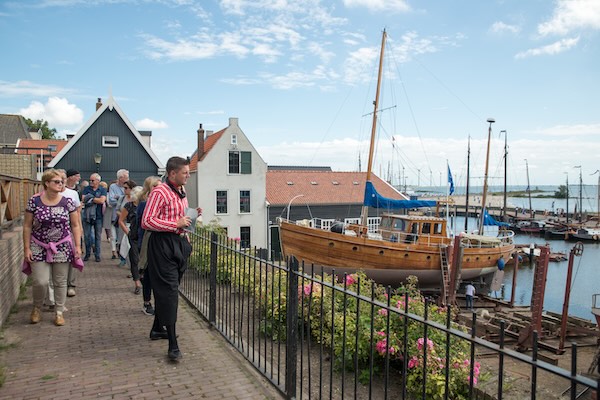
[266, 170, 408, 206]
[48, 96, 164, 168]
[0, 114, 32, 145]
[188, 129, 225, 172]
[15, 139, 68, 157]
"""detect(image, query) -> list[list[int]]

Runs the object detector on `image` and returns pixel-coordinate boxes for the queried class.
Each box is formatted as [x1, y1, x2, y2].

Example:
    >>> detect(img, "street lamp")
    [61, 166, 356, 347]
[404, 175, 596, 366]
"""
[286, 194, 304, 221]
[479, 118, 495, 234]
[94, 153, 102, 173]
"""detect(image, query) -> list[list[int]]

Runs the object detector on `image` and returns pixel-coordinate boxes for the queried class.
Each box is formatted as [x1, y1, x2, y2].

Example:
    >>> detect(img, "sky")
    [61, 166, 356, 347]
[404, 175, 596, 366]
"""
[1, 0, 599, 187]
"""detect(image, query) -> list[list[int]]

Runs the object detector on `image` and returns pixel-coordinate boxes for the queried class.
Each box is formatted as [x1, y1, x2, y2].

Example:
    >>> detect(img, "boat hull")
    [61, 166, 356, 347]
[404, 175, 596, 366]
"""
[278, 221, 514, 286]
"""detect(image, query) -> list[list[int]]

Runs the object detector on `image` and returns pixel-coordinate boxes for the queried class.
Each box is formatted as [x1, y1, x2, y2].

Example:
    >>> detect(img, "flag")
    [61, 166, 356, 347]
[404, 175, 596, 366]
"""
[447, 164, 455, 195]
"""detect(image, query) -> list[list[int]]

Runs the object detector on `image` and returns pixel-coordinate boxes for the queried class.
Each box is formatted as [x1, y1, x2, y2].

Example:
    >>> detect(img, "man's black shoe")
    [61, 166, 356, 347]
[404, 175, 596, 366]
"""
[168, 348, 182, 361]
[149, 330, 168, 340]
[83, 255, 90, 261]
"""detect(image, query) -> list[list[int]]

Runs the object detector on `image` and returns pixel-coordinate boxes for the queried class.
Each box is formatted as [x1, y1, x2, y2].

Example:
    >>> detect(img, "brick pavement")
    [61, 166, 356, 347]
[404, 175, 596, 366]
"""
[0, 242, 281, 400]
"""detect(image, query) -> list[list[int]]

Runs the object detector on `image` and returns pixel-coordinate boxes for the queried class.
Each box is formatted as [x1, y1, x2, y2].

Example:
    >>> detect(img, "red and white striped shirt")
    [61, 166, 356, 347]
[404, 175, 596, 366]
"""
[141, 181, 188, 233]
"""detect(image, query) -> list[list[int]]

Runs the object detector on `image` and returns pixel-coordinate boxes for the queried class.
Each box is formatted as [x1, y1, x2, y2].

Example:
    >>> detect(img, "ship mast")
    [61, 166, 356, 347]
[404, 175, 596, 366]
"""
[478, 118, 495, 235]
[361, 29, 387, 228]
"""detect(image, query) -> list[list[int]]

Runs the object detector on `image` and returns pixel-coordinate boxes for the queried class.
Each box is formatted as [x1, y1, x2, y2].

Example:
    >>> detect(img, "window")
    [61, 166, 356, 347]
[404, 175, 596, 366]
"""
[47, 144, 57, 152]
[102, 136, 119, 147]
[228, 151, 252, 174]
[240, 190, 251, 213]
[231, 134, 237, 145]
[422, 223, 431, 234]
[216, 190, 228, 214]
[240, 226, 251, 248]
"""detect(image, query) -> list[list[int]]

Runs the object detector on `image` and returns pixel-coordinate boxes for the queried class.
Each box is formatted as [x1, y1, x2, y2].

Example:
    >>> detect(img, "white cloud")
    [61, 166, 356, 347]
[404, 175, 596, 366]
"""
[256, 129, 600, 185]
[490, 21, 520, 35]
[135, 118, 169, 130]
[0, 80, 77, 97]
[526, 123, 600, 137]
[538, 0, 600, 36]
[343, 0, 410, 13]
[515, 36, 579, 59]
[19, 97, 84, 129]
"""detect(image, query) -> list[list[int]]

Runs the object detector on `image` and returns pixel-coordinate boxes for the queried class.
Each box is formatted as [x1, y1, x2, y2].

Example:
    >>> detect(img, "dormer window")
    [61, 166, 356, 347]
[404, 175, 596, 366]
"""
[332, 181, 339, 185]
[353, 181, 359, 185]
[310, 181, 318, 185]
[231, 134, 237, 145]
[287, 181, 294, 185]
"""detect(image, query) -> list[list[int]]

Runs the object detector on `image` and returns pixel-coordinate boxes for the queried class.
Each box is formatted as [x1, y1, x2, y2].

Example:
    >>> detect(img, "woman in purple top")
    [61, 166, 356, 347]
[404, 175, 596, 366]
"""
[23, 169, 82, 326]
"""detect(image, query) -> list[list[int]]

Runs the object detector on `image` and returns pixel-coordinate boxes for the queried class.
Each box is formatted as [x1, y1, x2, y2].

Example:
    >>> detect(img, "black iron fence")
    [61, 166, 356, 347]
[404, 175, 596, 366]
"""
[179, 228, 599, 399]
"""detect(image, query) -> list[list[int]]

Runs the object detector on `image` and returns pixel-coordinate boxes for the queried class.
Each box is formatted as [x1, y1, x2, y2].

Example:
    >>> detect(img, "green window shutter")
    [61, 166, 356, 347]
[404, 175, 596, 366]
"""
[241, 151, 252, 174]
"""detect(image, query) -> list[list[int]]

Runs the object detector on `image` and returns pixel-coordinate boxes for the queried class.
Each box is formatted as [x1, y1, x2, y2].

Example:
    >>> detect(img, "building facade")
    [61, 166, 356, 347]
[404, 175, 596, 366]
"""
[190, 118, 268, 250]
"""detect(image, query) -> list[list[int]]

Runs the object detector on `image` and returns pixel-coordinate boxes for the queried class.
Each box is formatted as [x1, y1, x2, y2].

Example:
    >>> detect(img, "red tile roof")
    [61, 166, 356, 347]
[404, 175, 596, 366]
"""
[266, 170, 407, 206]
[188, 130, 225, 171]
[15, 139, 68, 155]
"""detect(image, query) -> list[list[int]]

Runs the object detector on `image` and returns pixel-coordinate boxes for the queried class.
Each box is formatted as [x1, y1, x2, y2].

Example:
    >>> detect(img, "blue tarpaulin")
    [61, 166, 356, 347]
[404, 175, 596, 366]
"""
[363, 181, 437, 209]
[483, 209, 510, 227]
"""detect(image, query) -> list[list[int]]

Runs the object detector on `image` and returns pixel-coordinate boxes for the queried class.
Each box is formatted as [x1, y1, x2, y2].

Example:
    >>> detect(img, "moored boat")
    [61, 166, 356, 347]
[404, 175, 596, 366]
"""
[278, 214, 514, 285]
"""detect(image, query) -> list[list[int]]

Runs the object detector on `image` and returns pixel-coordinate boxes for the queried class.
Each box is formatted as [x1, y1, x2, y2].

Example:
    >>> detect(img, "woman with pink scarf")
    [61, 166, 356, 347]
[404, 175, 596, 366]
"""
[23, 169, 82, 326]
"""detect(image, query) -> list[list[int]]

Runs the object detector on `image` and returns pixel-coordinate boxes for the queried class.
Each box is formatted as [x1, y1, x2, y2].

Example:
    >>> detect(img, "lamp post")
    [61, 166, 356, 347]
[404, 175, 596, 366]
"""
[286, 194, 304, 221]
[500, 130, 507, 222]
[94, 153, 102, 173]
[479, 118, 495, 235]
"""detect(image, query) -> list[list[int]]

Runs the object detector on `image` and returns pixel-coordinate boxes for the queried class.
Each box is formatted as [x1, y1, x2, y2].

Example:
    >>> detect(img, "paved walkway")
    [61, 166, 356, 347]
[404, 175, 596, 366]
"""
[0, 242, 281, 400]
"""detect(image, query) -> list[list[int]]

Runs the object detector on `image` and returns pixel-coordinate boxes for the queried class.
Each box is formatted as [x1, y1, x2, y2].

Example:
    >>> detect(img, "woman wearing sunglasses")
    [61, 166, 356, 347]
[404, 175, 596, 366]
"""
[23, 168, 82, 326]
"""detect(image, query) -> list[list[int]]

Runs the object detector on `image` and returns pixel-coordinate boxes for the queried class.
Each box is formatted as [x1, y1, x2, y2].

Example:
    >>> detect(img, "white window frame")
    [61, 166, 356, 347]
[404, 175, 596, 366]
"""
[102, 135, 119, 147]
[216, 190, 228, 215]
[239, 189, 251, 214]
[231, 134, 237, 145]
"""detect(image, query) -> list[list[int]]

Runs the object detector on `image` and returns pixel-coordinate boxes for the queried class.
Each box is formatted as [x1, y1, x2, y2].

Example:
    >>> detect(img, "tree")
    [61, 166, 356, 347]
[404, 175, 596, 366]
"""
[554, 185, 568, 198]
[24, 118, 57, 139]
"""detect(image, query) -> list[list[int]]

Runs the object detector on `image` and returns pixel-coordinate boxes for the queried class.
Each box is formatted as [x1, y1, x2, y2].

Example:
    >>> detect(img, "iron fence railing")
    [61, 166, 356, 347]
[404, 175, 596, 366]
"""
[179, 228, 599, 400]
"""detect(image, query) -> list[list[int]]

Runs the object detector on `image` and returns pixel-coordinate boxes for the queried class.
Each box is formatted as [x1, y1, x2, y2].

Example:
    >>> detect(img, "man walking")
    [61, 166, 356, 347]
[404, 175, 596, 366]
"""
[65, 169, 83, 296]
[465, 283, 476, 311]
[141, 157, 196, 361]
[109, 169, 129, 265]
[82, 173, 107, 262]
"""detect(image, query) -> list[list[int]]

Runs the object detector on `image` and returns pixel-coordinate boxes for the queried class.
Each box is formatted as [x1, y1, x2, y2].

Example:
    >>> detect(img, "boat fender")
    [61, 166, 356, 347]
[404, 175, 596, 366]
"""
[497, 256, 505, 271]
[594, 235, 598, 241]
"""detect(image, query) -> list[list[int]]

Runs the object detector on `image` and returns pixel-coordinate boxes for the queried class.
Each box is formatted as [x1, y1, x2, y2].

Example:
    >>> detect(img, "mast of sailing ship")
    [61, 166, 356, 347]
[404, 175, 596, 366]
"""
[478, 118, 495, 235]
[464, 136, 471, 231]
[525, 159, 533, 219]
[360, 29, 387, 228]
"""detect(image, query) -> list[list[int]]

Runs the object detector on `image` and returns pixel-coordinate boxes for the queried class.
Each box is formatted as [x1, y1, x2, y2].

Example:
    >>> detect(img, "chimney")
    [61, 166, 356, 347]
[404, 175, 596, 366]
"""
[197, 123, 205, 160]
[96, 98, 102, 111]
[229, 117, 238, 127]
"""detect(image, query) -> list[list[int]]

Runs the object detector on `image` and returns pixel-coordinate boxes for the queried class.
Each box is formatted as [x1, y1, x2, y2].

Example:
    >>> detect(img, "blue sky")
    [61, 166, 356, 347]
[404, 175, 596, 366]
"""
[1, 0, 599, 187]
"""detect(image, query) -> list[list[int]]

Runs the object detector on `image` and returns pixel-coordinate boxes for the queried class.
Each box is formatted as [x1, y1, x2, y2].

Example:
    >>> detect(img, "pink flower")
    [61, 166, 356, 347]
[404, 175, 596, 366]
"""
[298, 284, 314, 298]
[376, 340, 387, 355]
[376, 331, 386, 337]
[378, 308, 388, 316]
[467, 375, 478, 385]
[408, 356, 419, 369]
[345, 274, 357, 286]
[416, 338, 434, 351]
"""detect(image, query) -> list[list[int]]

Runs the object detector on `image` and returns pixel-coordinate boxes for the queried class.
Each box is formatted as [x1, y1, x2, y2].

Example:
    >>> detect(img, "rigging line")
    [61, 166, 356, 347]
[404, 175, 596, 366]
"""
[411, 55, 484, 123]
[386, 35, 433, 177]
[308, 84, 357, 166]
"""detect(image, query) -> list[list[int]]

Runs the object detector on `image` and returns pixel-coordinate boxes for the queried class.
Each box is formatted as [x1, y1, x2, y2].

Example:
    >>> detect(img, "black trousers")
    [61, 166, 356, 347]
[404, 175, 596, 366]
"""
[147, 232, 192, 326]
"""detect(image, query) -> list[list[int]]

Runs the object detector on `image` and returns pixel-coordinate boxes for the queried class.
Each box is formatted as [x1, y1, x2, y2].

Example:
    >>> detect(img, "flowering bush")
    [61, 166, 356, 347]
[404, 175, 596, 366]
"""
[191, 227, 478, 399]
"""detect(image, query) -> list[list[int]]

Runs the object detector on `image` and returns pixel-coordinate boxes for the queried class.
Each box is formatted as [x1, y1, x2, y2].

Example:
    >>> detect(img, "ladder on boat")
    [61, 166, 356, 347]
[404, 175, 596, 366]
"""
[440, 246, 451, 305]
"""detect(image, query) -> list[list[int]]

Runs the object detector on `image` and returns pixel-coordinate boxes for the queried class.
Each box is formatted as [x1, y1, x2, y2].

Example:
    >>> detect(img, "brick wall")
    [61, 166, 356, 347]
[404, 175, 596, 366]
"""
[0, 154, 36, 179]
[0, 226, 26, 329]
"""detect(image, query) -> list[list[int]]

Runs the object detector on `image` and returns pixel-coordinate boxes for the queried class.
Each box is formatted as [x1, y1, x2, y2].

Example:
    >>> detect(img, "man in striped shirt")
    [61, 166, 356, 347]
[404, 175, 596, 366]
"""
[141, 156, 196, 362]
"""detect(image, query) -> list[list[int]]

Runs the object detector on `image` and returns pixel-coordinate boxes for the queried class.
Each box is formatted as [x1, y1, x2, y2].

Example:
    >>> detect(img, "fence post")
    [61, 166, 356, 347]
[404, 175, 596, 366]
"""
[209, 231, 217, 324]
[285, 256, 299, 399]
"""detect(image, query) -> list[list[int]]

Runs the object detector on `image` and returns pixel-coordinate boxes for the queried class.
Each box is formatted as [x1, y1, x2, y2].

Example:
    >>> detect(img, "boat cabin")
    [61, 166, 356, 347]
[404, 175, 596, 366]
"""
[378, 214, 447, 244]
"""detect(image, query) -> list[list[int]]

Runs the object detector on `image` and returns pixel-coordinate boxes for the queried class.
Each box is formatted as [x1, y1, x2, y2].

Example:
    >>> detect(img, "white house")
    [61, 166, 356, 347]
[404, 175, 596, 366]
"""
[189, 118, 268, 250]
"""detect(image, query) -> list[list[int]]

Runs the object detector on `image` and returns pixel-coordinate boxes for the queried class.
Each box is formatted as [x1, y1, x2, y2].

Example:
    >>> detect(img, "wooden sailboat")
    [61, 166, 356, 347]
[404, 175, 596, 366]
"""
[278, 30, 515, 286]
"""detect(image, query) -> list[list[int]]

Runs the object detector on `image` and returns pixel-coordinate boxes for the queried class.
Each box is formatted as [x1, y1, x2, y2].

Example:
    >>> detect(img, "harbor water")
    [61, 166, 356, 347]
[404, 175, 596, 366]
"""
[452, 216, 599, 323]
